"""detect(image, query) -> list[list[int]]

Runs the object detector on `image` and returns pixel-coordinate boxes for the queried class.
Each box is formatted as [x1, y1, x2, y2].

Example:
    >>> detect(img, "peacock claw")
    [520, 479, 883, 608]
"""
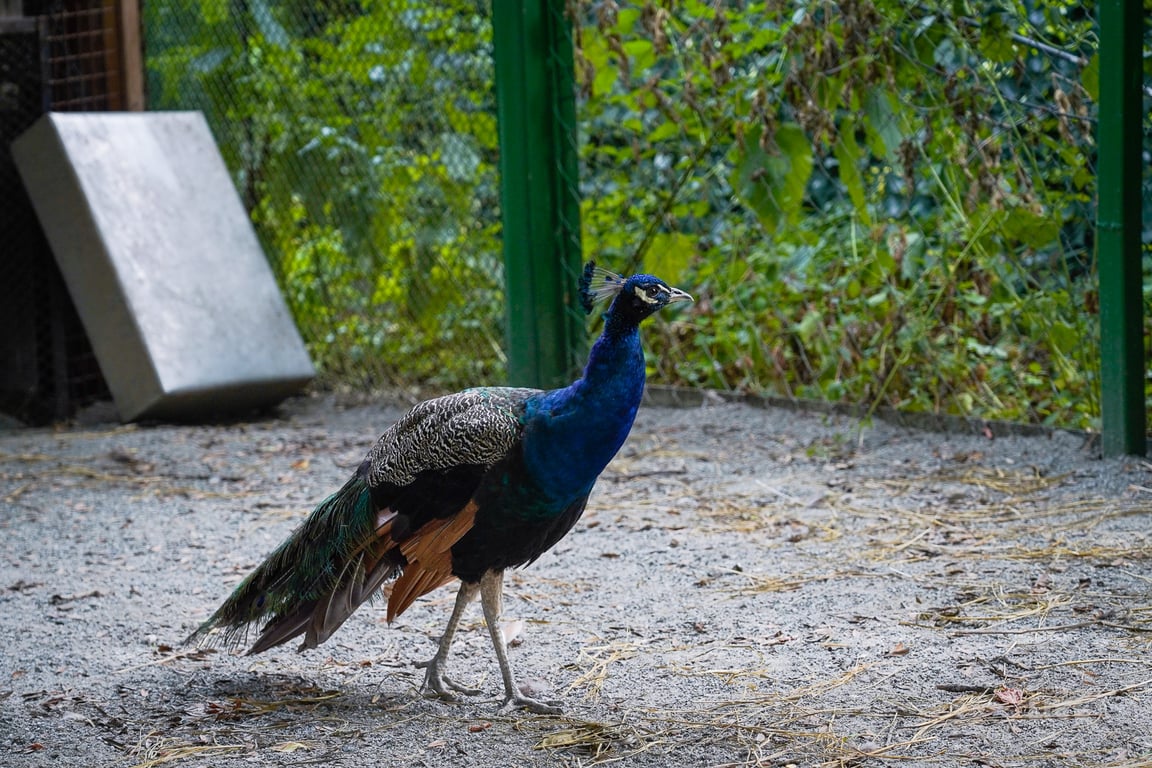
[498, 691, 563, 716]
[416, 658, 482, 699]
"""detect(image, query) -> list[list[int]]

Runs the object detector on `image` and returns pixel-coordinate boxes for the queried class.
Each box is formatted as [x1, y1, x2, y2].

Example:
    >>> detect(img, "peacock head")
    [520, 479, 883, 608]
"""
[578, 261, 693, 326]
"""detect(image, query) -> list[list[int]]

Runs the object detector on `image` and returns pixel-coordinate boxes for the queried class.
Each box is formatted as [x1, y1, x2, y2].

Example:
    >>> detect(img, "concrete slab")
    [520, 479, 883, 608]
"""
[11, 112, 315, 421]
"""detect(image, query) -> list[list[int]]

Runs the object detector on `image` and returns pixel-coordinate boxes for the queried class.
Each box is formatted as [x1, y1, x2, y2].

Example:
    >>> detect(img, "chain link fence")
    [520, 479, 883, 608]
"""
[144, 0, 505, 393]
[575, 0, 1138, 430]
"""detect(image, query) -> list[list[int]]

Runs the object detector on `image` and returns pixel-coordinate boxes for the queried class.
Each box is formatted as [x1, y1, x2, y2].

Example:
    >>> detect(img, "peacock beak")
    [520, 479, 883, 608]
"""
[666, 286, 694, 304]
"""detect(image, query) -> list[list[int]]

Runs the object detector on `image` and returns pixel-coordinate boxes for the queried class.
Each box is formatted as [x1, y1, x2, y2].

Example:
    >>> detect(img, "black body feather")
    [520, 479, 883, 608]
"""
[451, 444, 592, 581]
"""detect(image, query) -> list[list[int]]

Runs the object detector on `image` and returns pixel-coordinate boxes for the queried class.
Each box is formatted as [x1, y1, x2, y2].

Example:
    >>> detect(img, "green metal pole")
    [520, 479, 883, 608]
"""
[1097, 0, 1145, 456]
[493, 0, 584, 388]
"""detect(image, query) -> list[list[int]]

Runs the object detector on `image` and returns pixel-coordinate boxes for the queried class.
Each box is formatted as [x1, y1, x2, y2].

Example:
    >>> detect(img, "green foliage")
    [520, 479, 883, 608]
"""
[145, 0, 1143, 431]
[732, 124, 814, 233]
[577, 0, 1125, 429]
[144, 0, 504, 390]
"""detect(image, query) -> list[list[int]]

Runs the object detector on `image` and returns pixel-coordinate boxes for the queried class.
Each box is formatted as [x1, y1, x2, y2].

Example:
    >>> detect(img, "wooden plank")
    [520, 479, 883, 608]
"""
[102, 0, 123, 108]
[117, 0, 144, 110]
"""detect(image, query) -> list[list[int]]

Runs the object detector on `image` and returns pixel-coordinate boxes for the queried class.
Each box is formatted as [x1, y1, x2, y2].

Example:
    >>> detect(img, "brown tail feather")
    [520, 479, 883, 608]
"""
[387, 500, 478, 620]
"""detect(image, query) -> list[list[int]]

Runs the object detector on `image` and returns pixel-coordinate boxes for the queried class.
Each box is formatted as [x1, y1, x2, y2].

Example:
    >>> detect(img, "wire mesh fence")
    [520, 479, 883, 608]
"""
[574, 0, 1133, 430]
[42, 0, 128, 110]
[0, 1, 115, 424]
[143, 0, 506, 393]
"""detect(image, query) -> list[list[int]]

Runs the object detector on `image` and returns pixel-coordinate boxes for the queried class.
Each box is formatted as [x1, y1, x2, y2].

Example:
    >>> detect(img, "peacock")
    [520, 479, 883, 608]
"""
[187, 261, 692, 714]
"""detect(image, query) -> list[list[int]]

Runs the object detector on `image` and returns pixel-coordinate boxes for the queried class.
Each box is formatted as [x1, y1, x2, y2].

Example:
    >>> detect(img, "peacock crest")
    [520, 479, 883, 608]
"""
[578, 261, 628, 314]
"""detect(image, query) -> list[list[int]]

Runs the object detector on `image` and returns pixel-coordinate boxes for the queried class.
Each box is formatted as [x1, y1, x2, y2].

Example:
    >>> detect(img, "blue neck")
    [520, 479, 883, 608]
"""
[520, 322, 646, 505]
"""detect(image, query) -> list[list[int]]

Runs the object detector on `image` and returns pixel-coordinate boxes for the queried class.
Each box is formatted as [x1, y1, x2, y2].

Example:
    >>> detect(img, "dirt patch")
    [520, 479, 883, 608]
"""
[1, 394, 1150, 766]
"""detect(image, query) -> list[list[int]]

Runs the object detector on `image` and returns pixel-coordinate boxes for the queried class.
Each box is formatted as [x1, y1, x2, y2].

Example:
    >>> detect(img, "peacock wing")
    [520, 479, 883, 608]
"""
[360, 386, 539, 487]
[317, 387, 541, 633]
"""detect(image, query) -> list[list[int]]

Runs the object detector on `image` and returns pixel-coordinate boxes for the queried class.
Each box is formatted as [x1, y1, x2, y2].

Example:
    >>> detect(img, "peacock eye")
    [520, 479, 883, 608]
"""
[632, 283, 662, 304]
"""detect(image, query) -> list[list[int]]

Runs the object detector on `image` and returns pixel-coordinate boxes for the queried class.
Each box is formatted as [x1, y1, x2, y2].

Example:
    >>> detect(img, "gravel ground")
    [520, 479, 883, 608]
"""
[1, 393, 1150, 767]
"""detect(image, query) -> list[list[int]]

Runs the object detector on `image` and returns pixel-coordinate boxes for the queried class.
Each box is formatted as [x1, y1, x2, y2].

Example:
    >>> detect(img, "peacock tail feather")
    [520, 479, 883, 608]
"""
[185, 473, 376, 649]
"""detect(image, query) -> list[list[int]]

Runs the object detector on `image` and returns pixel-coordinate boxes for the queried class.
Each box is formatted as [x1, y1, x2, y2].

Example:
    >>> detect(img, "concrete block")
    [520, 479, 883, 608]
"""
[11, 112, 315, 421]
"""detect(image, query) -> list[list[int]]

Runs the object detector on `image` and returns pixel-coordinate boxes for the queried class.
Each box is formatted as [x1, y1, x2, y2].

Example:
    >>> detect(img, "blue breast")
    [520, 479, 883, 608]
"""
[519, 326, 646, 508]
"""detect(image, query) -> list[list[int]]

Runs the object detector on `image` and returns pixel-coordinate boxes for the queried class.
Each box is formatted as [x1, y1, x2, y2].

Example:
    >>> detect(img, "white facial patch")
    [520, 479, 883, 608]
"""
[633, 285, 659, 304]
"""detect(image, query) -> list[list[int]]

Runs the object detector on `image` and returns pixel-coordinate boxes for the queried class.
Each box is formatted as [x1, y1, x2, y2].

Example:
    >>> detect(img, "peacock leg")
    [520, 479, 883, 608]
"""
[415, 580, 482, 699]
[479, 569, 562, 715]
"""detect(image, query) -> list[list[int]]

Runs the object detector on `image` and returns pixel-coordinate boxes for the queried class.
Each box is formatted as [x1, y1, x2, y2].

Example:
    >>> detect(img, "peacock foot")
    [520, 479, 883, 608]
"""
[415, 657, 482, 700]
[498, 686, 562, 715]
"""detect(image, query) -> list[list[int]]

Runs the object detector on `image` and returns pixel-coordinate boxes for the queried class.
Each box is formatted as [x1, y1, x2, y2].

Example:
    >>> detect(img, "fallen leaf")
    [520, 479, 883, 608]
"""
[889, 642, 910, 656]
[995, 687, 1024, 706]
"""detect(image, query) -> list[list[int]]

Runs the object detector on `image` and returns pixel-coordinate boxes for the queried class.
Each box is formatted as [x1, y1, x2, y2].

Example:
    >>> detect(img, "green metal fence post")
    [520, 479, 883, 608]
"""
[493, 0, 584, 389]
[1097, 0, 1145, 456]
